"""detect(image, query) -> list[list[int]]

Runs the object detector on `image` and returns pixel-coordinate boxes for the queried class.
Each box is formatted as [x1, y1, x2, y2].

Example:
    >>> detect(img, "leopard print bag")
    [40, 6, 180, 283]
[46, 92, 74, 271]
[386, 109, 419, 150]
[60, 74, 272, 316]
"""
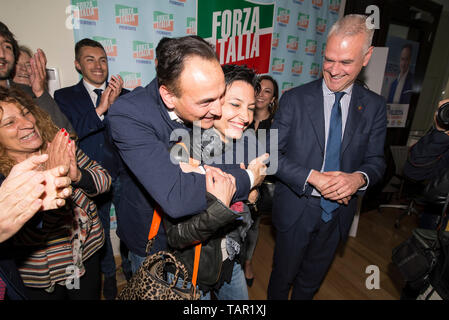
[118, 207, 201, 300]
[118, 249, 200, 300]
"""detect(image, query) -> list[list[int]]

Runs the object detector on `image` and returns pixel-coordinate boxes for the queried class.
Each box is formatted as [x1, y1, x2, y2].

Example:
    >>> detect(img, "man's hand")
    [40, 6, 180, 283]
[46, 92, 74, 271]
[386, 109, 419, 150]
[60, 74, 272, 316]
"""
[27, 48, 48, 98]
[205, 165, 236, 207]
[0, 154, 71, 243]
[108, 74, 124, 105]
[95, 75, 124, 117]
[320, 171, 365, 201]
[245, 153, 269, 187]
[307, 170, 356, 205]
[95, 86, 113, 117]
[307, 169, 335, 194]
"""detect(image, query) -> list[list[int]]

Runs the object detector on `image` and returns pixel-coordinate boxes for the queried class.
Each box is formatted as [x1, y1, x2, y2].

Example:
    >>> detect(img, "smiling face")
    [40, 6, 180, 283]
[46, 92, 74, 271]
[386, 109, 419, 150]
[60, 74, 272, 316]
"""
[162, 56, 226, 129]
[256, 79, 275, 111]
[213, 80, 256, 141]
[0, 102, 43, 162]
[0, 35, 15, 81]
[75, 46, 108, 87]
[12, 50, 31, 86]
[322, 33, 372, 92]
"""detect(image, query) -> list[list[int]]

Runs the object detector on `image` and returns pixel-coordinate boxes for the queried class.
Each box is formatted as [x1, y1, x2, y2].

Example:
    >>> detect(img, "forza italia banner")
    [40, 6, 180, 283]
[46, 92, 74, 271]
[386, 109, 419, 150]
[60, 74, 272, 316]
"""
[71, 0, 341, 93]
[197, 0, 274, 74]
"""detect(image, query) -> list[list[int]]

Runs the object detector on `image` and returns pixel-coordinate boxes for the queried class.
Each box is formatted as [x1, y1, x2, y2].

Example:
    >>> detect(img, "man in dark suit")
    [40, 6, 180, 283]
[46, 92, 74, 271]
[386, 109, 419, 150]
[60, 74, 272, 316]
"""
[0, 21, 74, 133]
[387, 44, 414, 104]
[267, 14, 387, 300]
[107, 36, 266, 274]
[54, 38, 131, 300]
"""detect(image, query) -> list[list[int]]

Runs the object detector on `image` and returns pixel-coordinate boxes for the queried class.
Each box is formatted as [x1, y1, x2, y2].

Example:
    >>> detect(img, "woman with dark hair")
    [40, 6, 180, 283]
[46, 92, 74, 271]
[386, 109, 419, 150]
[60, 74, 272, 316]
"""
[252, 75, 279, 131]
[242, 74, 279, 286]
[165, 64, 265, 300]
[0, 86, 110, 300]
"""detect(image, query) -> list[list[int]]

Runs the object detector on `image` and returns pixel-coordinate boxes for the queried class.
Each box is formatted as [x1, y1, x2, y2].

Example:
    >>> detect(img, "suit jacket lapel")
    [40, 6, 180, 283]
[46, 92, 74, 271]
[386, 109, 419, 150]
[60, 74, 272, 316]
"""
[341, 84, 365, 155]
[305, 80, 325, 153]
[75, 80, 96, 110]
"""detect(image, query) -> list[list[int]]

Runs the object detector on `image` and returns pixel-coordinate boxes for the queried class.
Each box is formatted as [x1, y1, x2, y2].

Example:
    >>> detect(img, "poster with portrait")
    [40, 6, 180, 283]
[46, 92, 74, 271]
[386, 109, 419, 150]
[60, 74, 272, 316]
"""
[381, 36, 419, 104]
[381, 36, 419, 127]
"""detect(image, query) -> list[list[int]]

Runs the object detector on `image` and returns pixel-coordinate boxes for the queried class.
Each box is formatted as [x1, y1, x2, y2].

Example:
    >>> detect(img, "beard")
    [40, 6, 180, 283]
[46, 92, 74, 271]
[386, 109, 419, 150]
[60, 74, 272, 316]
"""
[0, 59, 14, 80]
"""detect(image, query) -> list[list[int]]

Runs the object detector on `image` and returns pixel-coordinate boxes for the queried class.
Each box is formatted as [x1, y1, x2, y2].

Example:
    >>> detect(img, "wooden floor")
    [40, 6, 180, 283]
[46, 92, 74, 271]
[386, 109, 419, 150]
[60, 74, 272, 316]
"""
[247, 207, 417, 300]
[112, 205, 417, 300]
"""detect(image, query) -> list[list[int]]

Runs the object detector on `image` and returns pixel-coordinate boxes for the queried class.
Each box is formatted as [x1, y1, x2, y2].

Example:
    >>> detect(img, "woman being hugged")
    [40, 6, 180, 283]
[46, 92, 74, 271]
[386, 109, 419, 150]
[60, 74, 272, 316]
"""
[0, 86, 110, 300]
[165, 64, 265, 299]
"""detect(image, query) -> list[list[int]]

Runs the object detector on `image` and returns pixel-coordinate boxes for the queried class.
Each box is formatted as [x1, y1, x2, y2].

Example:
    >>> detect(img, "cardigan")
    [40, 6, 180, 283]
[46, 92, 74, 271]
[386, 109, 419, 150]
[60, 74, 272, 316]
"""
[11, 148, 110, 290]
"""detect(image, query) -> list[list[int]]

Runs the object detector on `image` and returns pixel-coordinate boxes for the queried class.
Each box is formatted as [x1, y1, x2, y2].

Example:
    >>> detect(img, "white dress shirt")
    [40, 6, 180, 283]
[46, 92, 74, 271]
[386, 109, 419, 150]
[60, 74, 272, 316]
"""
[83, 79, 106, 121]
[307, 80, 369, 196]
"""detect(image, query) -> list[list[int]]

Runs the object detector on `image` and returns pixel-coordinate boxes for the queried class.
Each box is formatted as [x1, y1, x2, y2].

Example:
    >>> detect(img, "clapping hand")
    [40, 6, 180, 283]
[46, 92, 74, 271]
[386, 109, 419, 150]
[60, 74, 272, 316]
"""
[46, 128, 81, 183]
[27, 48, 48, 98]
[0, 154, 72, 243]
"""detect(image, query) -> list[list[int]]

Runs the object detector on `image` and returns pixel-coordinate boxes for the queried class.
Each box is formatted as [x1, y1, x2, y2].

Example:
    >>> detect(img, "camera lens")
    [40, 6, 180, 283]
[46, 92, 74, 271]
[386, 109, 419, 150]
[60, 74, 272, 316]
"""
[436, 102, 449, 130]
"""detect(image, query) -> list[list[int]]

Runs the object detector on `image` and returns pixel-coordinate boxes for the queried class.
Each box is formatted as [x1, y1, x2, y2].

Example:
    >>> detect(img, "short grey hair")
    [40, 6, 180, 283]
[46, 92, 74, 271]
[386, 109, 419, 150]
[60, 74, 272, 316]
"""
[327, 14, 374, 53]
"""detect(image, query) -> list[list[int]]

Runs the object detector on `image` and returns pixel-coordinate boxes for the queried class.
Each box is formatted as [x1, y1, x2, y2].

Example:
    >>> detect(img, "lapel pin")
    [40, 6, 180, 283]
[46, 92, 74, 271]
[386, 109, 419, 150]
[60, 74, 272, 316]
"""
[358, 105, 363, 111]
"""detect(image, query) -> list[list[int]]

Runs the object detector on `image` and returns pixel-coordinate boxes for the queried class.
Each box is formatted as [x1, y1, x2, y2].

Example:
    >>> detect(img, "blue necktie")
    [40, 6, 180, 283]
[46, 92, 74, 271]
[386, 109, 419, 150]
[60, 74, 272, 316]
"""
[94, 88, 103, 107]
[320, 91, 345, 222]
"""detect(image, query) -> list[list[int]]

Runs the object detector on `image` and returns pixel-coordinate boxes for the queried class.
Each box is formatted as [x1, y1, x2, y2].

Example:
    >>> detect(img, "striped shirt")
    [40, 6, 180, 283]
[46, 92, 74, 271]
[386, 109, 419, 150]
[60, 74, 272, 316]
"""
[14, 148, 111, 290]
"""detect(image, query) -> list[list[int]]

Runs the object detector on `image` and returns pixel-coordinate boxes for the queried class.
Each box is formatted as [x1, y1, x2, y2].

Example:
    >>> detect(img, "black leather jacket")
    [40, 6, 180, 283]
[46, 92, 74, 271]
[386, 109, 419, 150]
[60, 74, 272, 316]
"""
[164, 193, 245, 286]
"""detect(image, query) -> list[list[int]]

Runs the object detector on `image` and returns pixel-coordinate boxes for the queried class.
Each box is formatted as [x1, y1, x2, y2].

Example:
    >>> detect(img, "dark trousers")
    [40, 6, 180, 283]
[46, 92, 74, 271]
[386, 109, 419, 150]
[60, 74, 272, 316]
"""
[97, 192, 116, 278]
[268, 197, 341, 300]
[97, 177, 132, 278]
[24, 253, 101, 300]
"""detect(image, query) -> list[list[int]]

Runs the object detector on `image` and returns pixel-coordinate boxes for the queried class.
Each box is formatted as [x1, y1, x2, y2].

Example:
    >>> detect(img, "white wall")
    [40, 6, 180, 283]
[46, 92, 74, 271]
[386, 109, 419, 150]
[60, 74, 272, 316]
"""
[0, 0, 78, 88]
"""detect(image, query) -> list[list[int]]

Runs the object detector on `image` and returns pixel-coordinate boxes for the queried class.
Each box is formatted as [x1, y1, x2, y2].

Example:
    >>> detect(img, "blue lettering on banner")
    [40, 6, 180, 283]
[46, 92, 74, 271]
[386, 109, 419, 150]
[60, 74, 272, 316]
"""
[156, 30, 171, 36]
[108, 57, 116, 62]
[80, 20, 96, 26]
[119, 25, 136, 31]
[136, 60, 152, 65]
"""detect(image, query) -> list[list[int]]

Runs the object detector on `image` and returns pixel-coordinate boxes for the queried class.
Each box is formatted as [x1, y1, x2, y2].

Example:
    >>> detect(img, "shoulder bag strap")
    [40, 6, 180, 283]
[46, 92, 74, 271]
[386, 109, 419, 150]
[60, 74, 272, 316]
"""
[148, 207, 202, 292]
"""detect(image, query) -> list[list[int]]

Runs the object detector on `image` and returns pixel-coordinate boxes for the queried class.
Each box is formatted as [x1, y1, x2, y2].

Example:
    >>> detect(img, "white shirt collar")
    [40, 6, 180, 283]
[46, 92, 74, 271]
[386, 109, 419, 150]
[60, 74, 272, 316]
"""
[83, 79, 106, 94]
[167, 110, 184, 124]
[322, 79, 354, 97]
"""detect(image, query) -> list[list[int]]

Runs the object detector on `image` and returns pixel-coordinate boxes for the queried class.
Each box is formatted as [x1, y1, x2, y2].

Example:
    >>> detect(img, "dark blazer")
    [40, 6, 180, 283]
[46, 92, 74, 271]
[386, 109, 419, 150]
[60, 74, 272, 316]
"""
[54, 80, 129, 179]
[271, 79, 387, 239]
[387, 72, 413, 104]
[0, 243, 28, 300]
[107, 78, 251, 257]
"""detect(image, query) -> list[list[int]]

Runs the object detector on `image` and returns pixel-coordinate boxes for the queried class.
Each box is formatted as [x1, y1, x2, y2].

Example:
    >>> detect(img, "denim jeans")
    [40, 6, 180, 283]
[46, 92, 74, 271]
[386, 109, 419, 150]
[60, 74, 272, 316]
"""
[170, 261, 248, 300]
[215, 262, 249, 300]
[128, 251, 146, 275]
[167, 272, 211, 300]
